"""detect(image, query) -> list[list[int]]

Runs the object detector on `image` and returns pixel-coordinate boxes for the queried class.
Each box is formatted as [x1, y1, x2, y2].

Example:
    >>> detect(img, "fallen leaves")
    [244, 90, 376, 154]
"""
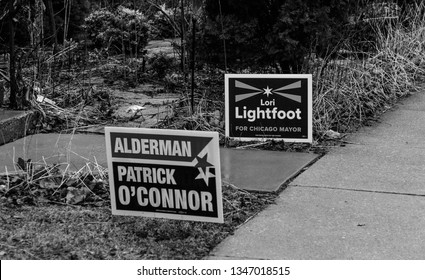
[0, 158, 110, 208]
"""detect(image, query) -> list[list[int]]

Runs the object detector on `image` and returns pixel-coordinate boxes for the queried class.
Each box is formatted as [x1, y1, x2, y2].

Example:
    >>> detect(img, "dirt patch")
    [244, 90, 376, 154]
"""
[110, 84, 179, 128]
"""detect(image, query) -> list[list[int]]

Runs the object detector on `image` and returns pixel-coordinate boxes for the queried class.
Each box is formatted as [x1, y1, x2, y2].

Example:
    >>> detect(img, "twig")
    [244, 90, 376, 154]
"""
[223, 181, 254, 196]
[60, 123, 108, 133]
[223, 197, 238, 211]
[235, 141, 271, 149]
[5, 166, 10, 186]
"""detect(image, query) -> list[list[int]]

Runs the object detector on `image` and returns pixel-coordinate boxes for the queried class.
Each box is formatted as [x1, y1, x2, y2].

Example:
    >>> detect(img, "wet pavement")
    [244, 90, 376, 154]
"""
[0, 133, 107, 174]
[221, 148, 318, 192]
[0, 133, 318, 192]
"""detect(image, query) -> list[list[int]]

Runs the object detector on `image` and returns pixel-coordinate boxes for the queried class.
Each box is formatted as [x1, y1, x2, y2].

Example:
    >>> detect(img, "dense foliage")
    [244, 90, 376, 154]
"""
[83, 6, 149, 55]
[1, 0, 424, 110]
[200, 0, 359, 72]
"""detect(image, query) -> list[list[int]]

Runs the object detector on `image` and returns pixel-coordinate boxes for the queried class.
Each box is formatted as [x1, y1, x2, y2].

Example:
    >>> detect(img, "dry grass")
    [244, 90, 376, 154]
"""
[0, 164, 276, 259]
[157, 3, 425, 144]
[307, 2, 425, 139]
[0, 133, 276, 260]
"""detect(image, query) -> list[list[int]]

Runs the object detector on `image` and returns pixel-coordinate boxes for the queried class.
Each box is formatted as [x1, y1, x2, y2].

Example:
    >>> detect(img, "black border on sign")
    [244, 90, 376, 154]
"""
[225, 74, 312, 143]
[105, 127, 223, 223]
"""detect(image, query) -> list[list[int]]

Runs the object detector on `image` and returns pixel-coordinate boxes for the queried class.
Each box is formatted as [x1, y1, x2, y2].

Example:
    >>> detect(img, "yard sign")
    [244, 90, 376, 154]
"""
[225, 74, 312, 143]
[105, 127, 223, 223]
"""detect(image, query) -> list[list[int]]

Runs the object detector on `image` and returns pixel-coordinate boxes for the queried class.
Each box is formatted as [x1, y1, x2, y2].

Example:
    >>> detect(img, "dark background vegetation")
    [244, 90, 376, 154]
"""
[0, 0, 420, 108]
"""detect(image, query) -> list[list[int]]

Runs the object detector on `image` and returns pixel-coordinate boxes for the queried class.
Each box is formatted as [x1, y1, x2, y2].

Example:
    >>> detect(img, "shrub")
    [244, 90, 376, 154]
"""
[200, 14, 260, 67]
[147, 52, 177, 79]
[84, 6, 150, 55]
[200, 0, 354, 72]
[149, 5, 179, 39]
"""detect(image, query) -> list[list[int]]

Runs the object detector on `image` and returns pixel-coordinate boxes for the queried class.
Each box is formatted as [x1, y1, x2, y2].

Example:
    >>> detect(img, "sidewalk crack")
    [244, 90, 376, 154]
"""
[293, 185, 425, 197]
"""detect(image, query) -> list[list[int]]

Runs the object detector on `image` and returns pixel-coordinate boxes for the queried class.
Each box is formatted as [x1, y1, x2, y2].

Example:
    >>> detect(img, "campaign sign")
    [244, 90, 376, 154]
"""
[225, 74, 312, 142]
[105, 127, 223, 223]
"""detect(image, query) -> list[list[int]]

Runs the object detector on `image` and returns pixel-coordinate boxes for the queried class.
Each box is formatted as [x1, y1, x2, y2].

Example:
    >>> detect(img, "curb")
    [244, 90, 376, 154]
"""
[0, 110, 40, 146]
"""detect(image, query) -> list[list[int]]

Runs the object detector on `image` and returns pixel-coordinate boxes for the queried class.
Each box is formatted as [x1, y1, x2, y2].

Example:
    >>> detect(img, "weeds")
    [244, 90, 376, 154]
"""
[158, 3, 425, 144]
[309, 2, 425, 138]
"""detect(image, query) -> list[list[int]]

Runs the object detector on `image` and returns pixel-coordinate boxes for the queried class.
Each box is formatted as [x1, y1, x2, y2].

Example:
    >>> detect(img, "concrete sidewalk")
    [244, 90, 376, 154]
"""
[0, 133, 317, 192]
[208, 91, 425, 260]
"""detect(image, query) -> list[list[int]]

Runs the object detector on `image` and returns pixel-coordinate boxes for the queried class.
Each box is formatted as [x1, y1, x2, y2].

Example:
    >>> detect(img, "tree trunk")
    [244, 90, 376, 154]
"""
[0, 80, 4, 106]
[181, 0, 186, 75]
[8, 0, 18, 109]
[44, 0, 58, 45]
[63, 0, 71, 42]
[190, 17, 196, 114]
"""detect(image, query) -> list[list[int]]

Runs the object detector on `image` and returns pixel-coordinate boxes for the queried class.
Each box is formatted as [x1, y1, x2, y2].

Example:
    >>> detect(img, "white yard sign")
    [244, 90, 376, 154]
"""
[105, 127, 223, 223]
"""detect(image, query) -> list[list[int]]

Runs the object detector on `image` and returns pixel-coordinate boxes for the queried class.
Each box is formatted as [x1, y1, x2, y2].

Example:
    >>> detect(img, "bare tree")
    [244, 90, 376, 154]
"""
[6, 0, 19, 109]
[44, 0, 58, 46]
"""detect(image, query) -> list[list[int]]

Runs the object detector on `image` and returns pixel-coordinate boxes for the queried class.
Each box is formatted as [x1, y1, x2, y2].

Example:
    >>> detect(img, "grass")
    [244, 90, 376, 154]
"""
[0, 162, 277, 260]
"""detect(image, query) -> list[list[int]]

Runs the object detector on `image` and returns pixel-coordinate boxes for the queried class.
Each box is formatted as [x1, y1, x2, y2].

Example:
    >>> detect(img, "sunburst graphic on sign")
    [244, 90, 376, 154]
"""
[235, 80, 302, 103]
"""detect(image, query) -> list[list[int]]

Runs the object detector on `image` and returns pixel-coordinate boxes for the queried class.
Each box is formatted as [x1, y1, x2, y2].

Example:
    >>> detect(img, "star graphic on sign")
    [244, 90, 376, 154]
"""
[263, 86, 273, 97]
[194, 154, 215, 186]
